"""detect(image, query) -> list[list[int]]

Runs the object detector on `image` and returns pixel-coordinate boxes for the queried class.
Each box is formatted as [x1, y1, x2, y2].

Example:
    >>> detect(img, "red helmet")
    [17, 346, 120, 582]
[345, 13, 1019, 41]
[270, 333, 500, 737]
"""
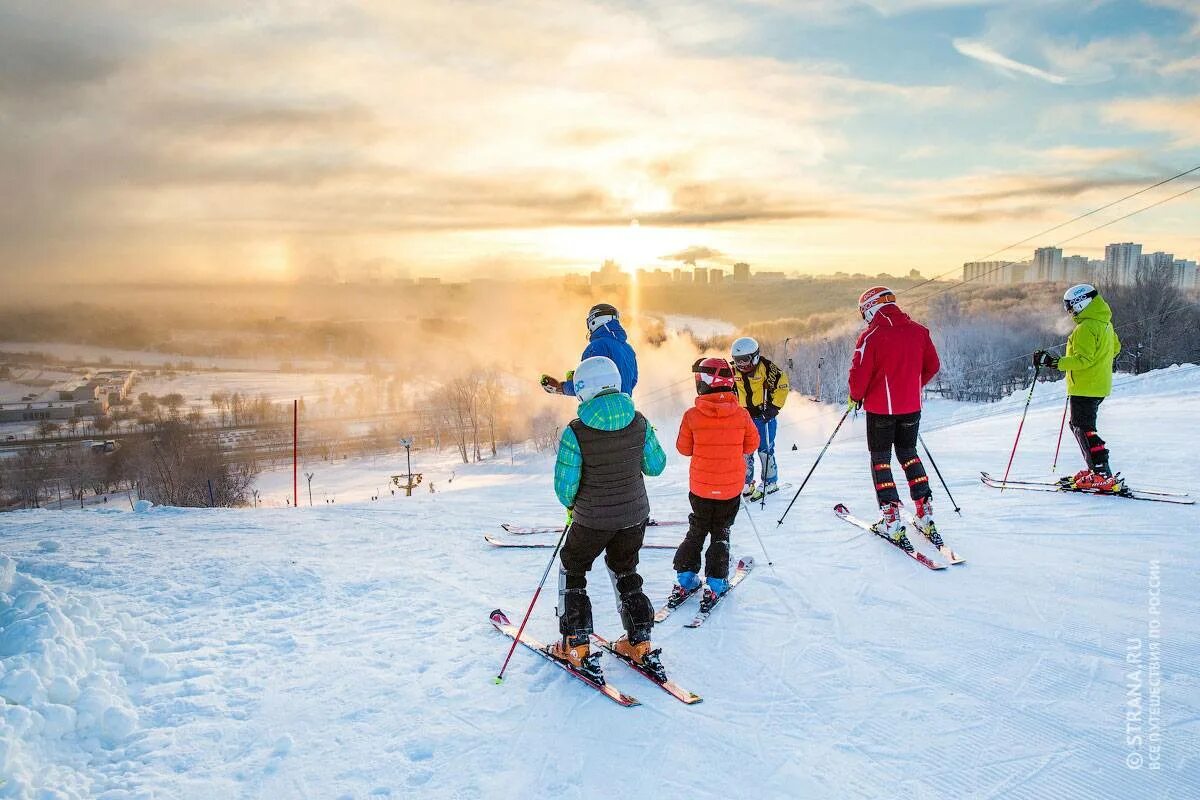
[691, 357, 735, 394]
[858, 286, 897, 321]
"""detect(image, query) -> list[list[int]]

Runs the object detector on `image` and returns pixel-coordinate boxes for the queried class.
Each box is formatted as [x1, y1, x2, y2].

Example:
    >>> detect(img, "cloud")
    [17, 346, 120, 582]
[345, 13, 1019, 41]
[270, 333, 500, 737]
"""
[1103, 96, 1200, 147]
[952, 38, 1067, 84]
[0, 0, 959, 281]
[661, 245, 724, 264]
[1161, 55, 1200, 75]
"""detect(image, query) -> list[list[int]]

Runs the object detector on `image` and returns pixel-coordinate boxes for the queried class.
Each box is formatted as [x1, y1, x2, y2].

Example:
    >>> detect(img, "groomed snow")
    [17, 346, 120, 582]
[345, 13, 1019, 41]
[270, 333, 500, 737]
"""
[1, 367, 1197, 798]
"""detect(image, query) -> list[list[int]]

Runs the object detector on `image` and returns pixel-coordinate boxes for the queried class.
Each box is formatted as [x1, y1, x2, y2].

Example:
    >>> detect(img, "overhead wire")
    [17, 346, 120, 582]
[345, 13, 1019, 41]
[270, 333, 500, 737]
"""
[902, 164, 1200, 295]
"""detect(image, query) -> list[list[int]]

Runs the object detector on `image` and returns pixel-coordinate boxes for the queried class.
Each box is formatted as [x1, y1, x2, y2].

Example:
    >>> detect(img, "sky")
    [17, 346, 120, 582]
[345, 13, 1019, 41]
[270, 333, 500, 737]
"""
[0, 0, 1198, 284]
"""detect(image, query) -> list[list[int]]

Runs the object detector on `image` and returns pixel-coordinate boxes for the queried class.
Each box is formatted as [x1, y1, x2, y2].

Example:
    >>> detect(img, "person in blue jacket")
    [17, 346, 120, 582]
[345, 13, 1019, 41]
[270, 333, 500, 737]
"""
[541, 303, 638, 397]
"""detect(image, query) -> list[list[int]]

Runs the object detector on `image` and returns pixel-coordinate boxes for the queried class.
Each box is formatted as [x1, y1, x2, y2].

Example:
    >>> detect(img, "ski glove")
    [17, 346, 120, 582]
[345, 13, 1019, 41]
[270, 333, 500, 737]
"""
[761, 404, 779, 421]
[565, 507, 574, 526]
[540, 374, 564, 394]
[1032, 350, 1059, 369]
[846, 397, 862, 413]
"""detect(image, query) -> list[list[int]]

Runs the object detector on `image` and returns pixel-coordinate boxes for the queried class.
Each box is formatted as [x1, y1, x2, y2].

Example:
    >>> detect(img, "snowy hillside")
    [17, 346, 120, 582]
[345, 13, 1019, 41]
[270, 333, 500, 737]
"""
[1, 367, 1197, 799]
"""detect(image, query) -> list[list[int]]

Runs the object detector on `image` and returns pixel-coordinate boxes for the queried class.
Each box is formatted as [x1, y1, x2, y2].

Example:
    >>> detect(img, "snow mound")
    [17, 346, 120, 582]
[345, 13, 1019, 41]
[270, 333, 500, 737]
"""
[0, 555, 148, 799]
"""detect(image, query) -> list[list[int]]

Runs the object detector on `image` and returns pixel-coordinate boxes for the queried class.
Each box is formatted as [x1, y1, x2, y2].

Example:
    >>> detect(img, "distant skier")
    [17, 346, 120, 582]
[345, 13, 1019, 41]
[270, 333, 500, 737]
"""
[541, 303, 638, 397]
[550, 355, 667, 682]
[847, 287, 941, 553]
[669, 357, 759, 613]
[730, 336, 789, 501]
[1033, 284, 1123, 492]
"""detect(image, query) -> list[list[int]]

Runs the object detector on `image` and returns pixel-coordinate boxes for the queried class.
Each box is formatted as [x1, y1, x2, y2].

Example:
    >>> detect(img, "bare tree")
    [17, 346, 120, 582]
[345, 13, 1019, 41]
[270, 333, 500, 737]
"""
[162, 393, 186, 418]
[446, 373, 482, 463]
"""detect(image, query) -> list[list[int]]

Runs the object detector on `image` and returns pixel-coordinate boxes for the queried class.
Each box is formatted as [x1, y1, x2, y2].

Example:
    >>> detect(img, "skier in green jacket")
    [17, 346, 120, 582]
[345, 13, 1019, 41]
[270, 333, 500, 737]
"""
[1033, 284, 1123, 492]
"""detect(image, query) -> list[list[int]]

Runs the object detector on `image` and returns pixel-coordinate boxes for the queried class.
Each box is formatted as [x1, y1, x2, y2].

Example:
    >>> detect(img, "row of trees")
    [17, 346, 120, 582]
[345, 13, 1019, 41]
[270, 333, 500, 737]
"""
[1, 420, 258, 510]
[750, 274, 1197, 405]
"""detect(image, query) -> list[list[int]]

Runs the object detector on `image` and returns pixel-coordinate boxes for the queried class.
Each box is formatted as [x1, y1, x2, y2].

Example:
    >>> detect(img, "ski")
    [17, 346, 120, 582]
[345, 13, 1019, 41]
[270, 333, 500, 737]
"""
[833, 504, 947, 570]
[591, 633, 702, 704]
[501, 519, 688, 535]
[489, 610, 640, 707]
[485, 535, 675, 550]
[980, 473, 1194, 505]
[684, 557, 755, 628]
[653, 584, 702, 623]
[980, 471, 1191, 500]
[905, 516, 966, 565]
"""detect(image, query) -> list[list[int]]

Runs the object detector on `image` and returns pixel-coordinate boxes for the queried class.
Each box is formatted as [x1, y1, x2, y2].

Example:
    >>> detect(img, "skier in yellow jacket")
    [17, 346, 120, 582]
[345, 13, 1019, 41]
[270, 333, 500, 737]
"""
[730, 337, 789, 501]
[1033, 284, 1123, 492]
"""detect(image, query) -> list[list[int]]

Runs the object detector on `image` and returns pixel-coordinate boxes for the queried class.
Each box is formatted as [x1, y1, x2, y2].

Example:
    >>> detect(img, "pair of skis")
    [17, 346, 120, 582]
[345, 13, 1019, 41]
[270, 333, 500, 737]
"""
[487, 518, 685, 550]
[980, 472, 1193, 505]
[500, 519, 687, 535]
[490, 556, 756, 706]
[490, 610, 701, 706]
[833, 504, 965, 570]
[651, 556, 756, 628]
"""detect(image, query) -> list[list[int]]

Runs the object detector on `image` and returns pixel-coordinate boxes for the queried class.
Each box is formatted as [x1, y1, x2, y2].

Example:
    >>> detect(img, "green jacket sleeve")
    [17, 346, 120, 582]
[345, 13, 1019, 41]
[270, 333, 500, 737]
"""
[553, 426, 582, 507]
[642, 424, 667, 477]
[1056, 320, 1102, 372]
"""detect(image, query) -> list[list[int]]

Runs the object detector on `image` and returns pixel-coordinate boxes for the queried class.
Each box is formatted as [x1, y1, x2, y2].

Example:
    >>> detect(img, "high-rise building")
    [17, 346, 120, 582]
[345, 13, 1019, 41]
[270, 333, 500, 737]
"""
[962, 261, 1023, 284]
[733, 262, 750, 282]
[693, 267, 708, 285]
[672, 268, 682, 283]
[1104, 242, 1142, 286]
[1174, 259, 1198, 291]
[1063, 255, 1092, 283]
[1032, 247, 1064, 282]
[709, 269, 724, 285]
[590, 259, 629, 289]
[1138, 251, 1175, 280]
[637, 268, 671, 286]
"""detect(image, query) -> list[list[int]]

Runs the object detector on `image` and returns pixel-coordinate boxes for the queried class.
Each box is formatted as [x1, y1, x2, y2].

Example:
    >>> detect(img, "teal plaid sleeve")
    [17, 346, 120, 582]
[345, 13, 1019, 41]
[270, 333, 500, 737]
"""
[554, 425, 583, 508]
[642, 423, 667, 477]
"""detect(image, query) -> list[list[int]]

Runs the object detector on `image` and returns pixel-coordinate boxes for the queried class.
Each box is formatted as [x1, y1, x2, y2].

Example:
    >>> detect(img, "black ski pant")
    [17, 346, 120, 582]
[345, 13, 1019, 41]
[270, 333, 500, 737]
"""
[1069, 396, 1111, 475]
[865, 411, 931, 507]
[673, 493, 739, 580]
[557, 519, 654, 645]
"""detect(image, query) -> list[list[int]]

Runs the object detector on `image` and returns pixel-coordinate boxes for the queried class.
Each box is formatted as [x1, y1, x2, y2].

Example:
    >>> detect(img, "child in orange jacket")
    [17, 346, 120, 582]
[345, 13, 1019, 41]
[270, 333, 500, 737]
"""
[669, 358, 759, 612]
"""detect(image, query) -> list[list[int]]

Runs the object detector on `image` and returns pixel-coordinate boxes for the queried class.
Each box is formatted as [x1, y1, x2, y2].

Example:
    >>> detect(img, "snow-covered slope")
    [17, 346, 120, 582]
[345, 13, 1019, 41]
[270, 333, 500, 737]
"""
[1, 367, 1197, 799]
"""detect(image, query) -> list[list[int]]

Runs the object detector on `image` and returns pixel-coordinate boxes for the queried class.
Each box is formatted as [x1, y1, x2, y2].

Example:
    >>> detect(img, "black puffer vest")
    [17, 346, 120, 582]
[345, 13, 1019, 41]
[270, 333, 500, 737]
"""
[569, 413, 650, 531]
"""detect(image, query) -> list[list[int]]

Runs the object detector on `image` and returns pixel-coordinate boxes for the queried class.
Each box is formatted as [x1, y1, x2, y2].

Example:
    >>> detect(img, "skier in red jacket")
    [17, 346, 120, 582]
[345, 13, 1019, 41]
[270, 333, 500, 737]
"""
[847, 287, 941, 553]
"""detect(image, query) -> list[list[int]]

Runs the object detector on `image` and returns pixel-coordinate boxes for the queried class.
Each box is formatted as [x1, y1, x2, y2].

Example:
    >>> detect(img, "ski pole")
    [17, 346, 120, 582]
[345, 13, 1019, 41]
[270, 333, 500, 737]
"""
[776, 407, 852, 527]
[917, 434, 961, 515]
[1000, 364, 1041, 491]
[494, 522, 570, 684]
[1051, 394, 1069, 473]
[740, 498, 774, 569]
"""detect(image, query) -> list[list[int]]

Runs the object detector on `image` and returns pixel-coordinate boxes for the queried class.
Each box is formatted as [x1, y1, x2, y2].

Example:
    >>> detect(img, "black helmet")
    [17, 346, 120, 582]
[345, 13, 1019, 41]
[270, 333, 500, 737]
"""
[586, 303, 620, 334]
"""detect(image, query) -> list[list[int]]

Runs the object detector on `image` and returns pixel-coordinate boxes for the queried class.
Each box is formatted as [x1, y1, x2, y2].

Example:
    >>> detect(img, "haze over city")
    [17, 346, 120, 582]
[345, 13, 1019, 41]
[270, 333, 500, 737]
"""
[2, 0, 1198, 286]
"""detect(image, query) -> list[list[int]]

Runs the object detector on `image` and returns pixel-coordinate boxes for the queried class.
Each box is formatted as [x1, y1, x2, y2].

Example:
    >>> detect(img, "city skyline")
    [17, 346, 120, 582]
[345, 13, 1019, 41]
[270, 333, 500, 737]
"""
[1, 1, 1198, 286]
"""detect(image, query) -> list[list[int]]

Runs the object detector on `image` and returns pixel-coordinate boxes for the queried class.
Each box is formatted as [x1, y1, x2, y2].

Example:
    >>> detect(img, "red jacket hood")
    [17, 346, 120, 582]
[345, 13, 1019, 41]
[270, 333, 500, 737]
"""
[694, 391, 740, 417]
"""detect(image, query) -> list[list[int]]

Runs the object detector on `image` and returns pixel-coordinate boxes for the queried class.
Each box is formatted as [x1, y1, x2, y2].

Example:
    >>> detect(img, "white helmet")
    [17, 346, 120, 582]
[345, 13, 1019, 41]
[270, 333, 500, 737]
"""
[1063, 284, 1098, 315]
[572, 356, 622, 403]
[731, 336, 760, 373]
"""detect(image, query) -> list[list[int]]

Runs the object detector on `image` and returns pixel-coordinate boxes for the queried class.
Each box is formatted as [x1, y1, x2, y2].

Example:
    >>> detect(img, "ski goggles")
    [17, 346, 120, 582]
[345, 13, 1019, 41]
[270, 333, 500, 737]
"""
[691, 359, 734, 378]
[731, 354, 756, 368]
[1063, 288, 1097, 312]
